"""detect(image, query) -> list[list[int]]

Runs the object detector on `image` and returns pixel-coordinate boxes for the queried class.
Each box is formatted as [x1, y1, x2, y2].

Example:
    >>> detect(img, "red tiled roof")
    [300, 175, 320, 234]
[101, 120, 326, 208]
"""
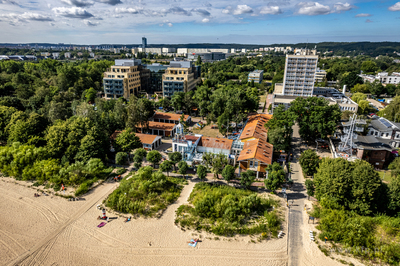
[237, 138, 273, 165]
[136, 133, 159, 145]
[138, 121, 177, 131]
[153, 112, 190, 121]
[198, 137, 233, 150]
[239, 114, 272, 140]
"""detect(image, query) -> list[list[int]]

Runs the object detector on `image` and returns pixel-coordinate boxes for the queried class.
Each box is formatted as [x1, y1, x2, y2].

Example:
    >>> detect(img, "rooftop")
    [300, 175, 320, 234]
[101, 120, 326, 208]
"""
[198, 137, 233, 150]
[354, 135, 393, 152]
[237, 138, 273, 165]
[135, 133, 160, 144]
[153, 112, 190, 121]
[138, 121, 177, 131]
[239, 114, 272, 141]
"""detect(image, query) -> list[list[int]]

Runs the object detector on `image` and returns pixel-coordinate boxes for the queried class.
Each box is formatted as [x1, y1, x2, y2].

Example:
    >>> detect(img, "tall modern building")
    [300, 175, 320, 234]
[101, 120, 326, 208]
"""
[281, 49, 318, 97]
[103, 59, 143, 99]
[142, 37, 147, 49]
[162, 61, 201, 98]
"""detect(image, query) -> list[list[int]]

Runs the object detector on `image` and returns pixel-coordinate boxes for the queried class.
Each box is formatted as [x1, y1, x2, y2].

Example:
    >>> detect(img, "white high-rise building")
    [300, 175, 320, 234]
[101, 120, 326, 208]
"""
[281, 49, 318, 97]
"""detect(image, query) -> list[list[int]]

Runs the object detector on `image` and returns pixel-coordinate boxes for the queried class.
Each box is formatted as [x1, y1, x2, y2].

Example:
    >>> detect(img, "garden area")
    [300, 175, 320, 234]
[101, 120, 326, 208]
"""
[105, 166, 187, 217]
[175, 182, 281, 237]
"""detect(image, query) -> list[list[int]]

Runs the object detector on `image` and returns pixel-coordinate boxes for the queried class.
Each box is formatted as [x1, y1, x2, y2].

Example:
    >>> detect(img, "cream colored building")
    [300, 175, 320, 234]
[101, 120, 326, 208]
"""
[103, 59, 142, 99]
[162, 61, 201, 97]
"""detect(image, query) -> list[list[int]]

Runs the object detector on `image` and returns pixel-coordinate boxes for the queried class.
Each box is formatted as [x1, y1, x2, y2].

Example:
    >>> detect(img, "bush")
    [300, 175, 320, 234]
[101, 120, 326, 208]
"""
[105, 166, 184, 217]
[75, 182, 89, 197]
[116, 152, 128, 165]
[176, 182, 279, 236]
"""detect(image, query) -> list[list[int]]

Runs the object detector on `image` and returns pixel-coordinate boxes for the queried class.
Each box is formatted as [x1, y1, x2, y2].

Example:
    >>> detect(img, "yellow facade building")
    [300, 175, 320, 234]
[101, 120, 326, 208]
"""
[103, 59, 142, 99]
[162, 61, 201, 97]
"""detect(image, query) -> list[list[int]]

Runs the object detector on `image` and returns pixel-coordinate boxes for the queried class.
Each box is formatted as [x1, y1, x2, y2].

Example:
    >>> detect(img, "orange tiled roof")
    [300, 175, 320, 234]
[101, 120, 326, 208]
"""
[198, 137, 233, 150]
[135, 133, 159, 145]
[237, 138, 273, 165]
[110, 131, 159, 145]
[138, 121, 177, 131]
[239, 114, 272, 141]
[154, 112, 189, 121]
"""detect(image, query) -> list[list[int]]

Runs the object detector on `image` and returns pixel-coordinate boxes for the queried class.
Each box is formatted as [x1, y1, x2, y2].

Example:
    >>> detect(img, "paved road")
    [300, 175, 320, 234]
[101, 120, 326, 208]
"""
[288, 124, 307, 266]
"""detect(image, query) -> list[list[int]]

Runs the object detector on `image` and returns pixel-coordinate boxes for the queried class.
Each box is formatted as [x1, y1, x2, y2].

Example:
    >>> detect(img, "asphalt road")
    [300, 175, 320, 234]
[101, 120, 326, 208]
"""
[288, 124, 307, 266]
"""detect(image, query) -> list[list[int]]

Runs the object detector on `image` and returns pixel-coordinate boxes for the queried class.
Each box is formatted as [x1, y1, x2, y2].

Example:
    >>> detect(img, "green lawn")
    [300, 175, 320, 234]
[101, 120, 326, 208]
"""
[377, 170, 393, 183]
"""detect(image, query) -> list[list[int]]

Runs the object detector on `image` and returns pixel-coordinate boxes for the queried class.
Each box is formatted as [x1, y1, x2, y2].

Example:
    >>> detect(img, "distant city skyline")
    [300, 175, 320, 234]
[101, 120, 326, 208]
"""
[0, 0, 400, 45]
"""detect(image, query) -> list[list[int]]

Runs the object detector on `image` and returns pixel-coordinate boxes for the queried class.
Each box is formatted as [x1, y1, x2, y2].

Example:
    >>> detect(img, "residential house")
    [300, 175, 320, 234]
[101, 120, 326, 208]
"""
[110, 131, 162, 151]
[136, 121, 178, 137]
[152, 112, 191, 124]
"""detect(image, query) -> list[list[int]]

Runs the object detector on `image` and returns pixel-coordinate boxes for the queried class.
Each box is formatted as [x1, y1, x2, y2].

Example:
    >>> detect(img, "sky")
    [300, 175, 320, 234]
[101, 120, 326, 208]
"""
[0, 0, 399, 45]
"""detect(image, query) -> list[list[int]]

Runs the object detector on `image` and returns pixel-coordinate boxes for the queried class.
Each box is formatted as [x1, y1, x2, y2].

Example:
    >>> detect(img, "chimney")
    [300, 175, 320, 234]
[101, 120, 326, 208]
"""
[342, 85, 346, 95]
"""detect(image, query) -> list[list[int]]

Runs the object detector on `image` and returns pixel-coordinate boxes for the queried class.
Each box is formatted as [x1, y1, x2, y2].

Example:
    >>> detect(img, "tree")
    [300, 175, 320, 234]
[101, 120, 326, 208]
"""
[116, 152, 128, 165]
[289, 97, 341, 141]
[265, 105, 296, 151]
[160, 160, 173, 176]
[305, 179, 315, 198]
[74, 126, 108, 162]
[340, 72, 363, 89]
[222, 165, 235, 182]
[178, 161, 188, 178]
[351, 92, 367, 104]
[126, 96, 154, 131]
[115, 128, 141, 153]
[241, 170, 255, 189]
[133, 154, 143, 169]
[361, 60, 378, 74]
[264, 163, 285, 191]
[388, 176, 400, 214]
[370, 81, 385, 97]
[196, 55, 202, 66]
[85, 87, 97, 103]
[350, 83, 370, 94]
[196, 165, 207, 181]
[358, 100, 371, 115]
[0, 105, 17, 143]
[146, 150, 162, 168]
[169, 151, 182, 171]
[314, 158, 383, 215]
[134, 148, 147, 159]
[299, 149, 321, 177]
[171, 92, 185, 111]
[203, 153, 228, 180]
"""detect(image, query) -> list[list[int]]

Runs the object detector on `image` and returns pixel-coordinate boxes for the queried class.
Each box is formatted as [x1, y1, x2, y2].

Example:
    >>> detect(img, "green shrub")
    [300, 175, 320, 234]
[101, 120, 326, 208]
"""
[75, 182, 89, 197]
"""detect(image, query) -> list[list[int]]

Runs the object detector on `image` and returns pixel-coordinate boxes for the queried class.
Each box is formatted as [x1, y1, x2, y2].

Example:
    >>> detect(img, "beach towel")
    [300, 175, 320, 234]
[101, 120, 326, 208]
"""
[97, 222, 106, 228]
[188, 239, 197, 247]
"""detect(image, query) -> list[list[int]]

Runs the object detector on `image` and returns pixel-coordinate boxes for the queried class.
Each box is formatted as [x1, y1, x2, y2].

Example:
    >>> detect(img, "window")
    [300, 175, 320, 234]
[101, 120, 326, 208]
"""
[254, 161, 258, 168]
[249, 161, 254, 167]
[386, 133, 389, 137]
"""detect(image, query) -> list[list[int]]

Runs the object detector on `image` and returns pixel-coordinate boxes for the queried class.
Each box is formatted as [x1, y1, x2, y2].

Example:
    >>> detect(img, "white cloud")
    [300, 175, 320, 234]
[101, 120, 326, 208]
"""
[297, 2, 331, 15]
[0, 0, 18, 5]
[366, 19, 373, 23]
[61, 0, 94, 7]
[52, 7, 94, 19]
[0, 12, 53, 25]
[167, 22, 173, 27]
[233, 5, 253, 15]
[96, 0, 121, 6]
[388, 2, 400, 11]
[222, 7, 230, 14]
[115, 7, 141, 14]
[260, 6, 282, 15]
[202, 18, 209, 23]
[84, 19, 99, 26]
[355, 13, 371, 17]
[192, 8, 211, 17]
[168, 6, 191, 16]
[334, 2, 355, 12]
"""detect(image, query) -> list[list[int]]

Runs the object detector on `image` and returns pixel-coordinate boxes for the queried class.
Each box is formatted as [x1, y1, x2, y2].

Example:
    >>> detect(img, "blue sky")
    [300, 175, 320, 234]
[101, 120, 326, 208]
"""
[0, 0, 399, 45]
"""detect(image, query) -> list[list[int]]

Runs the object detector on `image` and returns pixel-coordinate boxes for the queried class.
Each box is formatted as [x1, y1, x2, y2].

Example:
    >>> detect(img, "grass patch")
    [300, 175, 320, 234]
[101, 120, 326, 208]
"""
[105, 166, 184, 217]
[377, 170, 393, 183]
[175, 182, 280, 237]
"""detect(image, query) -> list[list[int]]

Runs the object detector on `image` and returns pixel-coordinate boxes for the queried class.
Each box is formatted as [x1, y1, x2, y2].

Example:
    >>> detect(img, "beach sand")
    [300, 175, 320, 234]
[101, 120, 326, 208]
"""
[0, 176, 351, 266]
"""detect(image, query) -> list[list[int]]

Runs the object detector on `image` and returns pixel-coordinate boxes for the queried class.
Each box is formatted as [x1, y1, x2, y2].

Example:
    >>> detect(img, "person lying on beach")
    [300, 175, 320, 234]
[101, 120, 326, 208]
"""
[124, 217, 131, 222]
[187, 239, 199, 244]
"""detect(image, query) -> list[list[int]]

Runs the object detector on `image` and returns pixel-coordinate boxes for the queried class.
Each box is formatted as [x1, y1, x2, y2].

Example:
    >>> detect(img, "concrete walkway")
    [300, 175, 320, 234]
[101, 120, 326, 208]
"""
[288, 124, 308, 266]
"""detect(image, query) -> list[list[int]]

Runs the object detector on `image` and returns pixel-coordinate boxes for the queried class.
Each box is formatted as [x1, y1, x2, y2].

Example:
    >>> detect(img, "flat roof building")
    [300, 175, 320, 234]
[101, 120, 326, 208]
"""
[248, 70, 264, 84]
[162, 61, 201, 98]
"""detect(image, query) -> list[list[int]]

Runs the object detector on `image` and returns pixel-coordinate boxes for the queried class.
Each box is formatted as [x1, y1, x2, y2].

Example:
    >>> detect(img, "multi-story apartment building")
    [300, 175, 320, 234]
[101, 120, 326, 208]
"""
[248, 70, 264, 84]
[315, 68, 327, 83]
[359, 72, 400, 85]
[281, 49, 318, 97]
[162, 61, 201, 98]
[103, 59, 143, 99]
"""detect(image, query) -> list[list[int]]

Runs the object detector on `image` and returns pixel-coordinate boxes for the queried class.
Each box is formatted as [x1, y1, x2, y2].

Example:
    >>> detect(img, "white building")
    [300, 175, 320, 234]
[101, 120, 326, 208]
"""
[281, 49, 318, 97]
[177, 48, 188, 56]
[359, 72, 400, 85]
[367, 117, 400, 148]
[315, 68, 327, 83]
[64, 52, 71, 58]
